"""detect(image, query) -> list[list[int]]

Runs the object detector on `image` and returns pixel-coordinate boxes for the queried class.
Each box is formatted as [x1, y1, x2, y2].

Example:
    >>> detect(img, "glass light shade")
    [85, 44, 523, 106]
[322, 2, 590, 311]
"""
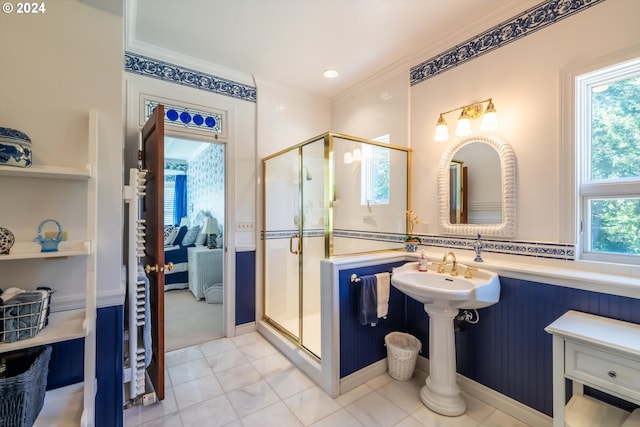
[480, 111, 498, 131]
[343, 152, 353, 164]
[480, 100, 498, 131]
[352, 148, 361, 161]
[434, 123, 449, 141]
[434, 114, 449, 141]
[455, 118, 472, 136]
[203, 217, 219, 234]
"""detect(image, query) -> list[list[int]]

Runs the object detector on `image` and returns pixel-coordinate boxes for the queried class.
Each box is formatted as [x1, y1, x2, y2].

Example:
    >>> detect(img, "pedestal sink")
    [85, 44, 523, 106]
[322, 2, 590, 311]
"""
[390, 259, 500, 416]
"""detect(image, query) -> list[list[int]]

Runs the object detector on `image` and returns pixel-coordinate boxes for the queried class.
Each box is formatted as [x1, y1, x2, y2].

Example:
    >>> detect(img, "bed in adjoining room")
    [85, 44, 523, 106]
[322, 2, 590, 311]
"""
[162, 210, 222, 293]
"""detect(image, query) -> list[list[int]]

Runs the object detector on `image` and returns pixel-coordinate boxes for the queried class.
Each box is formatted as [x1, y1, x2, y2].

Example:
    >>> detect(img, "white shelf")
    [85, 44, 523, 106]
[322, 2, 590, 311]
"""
[1, 110, 98, 426]
[0, 164, 91, 180]
[0, 309, 86, 353]
[34, 383, 84, 427]
[0, 241, 90, 261]
[565, 395, 630, 427]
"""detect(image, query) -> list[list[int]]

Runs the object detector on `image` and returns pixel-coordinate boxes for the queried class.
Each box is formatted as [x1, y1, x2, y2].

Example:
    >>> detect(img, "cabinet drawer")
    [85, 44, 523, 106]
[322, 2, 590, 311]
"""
[566, 341, 640, 404]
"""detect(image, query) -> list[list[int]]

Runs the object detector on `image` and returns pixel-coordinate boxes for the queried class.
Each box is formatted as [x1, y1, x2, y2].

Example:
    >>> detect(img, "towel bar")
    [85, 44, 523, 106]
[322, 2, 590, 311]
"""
[351, 271, 393, 283]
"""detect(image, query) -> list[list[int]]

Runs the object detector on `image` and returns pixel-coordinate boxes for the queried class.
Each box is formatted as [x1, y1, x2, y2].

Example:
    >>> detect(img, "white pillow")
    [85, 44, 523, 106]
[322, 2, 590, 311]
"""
[195, 232, 207, 246]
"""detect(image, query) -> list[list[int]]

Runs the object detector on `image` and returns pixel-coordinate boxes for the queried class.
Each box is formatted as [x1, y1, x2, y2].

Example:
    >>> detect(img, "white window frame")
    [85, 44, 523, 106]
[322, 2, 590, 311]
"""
[164, 176, 176, 226]
[575, 57, 640, 265]
[360, 135, 391, 207]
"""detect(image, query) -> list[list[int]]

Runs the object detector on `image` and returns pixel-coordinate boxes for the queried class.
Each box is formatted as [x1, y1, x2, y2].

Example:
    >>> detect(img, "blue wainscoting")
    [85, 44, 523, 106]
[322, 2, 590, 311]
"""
[339, 261, 408, 378]
[337, 263, 640, 417]
[95, 305, 124, 427]
[47, 338, 84, 389]
[45, 305, 124, 427]
[236, 250, 256, 325]
[404, 276, 640, 416]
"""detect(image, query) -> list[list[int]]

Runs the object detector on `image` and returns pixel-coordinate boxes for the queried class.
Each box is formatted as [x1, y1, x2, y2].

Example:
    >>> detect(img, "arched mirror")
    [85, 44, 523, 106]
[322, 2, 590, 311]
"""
[438, 134, 516, 237]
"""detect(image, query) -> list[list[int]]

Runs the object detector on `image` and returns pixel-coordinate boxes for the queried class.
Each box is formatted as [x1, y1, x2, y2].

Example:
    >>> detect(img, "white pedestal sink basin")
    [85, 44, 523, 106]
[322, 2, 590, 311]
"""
[391, 260, 500, 416]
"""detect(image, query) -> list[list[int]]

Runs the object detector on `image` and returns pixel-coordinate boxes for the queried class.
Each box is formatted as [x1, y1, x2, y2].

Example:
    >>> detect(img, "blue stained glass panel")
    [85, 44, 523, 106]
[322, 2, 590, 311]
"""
[180, 112, 192, 124]
[166, 109, 179, 121]
[145, 100, 223, 134]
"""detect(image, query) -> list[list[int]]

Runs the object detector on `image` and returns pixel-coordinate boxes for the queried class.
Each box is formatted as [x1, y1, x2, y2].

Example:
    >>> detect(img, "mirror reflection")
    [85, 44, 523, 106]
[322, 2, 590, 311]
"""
[449, 142, 502, 224]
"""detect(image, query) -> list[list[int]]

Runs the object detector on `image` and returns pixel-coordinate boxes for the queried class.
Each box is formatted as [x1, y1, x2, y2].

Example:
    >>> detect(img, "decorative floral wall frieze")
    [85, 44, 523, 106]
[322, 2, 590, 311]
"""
[125, 51, 257, 102]
[410, 0, 606, 86]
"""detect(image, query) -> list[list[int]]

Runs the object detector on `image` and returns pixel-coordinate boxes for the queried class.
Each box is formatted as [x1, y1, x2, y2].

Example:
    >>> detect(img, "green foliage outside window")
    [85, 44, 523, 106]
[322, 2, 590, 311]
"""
[589, 75, 640, 255]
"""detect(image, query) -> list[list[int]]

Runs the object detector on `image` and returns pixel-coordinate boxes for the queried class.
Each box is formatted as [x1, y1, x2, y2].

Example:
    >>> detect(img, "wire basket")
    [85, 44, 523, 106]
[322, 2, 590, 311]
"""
[0, 345, 52, 427]
[385, 332, 422, 381]
[0, 288, 52, 343]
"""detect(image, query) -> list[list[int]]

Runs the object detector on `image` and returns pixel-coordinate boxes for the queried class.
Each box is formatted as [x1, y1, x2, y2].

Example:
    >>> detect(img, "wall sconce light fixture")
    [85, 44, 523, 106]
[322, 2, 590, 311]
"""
[434, 98, 498, 141]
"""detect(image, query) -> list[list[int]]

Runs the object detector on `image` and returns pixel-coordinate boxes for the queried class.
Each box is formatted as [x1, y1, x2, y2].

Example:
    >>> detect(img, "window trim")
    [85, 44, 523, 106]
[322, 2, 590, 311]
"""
[360, 136, 391, 207]
[574, 56, 640, 265]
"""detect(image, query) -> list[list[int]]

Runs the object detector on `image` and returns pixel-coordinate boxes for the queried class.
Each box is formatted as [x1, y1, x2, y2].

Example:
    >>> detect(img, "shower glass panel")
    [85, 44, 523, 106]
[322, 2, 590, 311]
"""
[264, 149, 301, 340]
[263, 133, 410, 361]
[332, 136, 408, 255]
[301, 141, 325, 357]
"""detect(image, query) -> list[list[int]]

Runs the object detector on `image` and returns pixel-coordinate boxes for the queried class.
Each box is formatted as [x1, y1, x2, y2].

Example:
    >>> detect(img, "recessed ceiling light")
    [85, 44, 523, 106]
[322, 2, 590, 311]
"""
[323, 69, 339, 79]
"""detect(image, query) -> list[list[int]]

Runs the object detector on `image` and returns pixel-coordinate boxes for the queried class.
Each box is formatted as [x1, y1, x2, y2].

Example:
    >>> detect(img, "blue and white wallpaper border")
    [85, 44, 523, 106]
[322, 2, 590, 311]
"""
[262, 229, 575, 261]
[410, 0, 606, 86]
[125, 51, 257, 103]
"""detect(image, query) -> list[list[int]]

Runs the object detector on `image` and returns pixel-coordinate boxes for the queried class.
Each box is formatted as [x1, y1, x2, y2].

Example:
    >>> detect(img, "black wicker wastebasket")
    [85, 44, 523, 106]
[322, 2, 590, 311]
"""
[0, 345, 52, 427]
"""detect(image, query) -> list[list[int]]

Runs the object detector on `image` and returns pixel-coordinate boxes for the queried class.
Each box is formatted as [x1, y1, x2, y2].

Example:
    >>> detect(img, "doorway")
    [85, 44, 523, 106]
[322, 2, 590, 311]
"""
[163, 135, 225, 351]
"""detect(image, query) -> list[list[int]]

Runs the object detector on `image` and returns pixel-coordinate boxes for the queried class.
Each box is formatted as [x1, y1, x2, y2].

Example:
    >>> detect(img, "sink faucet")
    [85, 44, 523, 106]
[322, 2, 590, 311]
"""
[439, 251, 458, 276]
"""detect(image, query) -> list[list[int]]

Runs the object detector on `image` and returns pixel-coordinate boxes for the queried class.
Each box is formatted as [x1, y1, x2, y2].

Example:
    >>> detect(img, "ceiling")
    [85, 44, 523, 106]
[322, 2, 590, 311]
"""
[165, 136, 210, 163]
[127, 0, 539, 99]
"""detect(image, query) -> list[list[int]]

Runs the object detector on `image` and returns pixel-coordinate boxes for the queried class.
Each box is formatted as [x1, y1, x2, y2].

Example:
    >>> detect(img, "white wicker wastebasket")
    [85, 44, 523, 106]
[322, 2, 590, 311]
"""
[385, 332, 421, 381]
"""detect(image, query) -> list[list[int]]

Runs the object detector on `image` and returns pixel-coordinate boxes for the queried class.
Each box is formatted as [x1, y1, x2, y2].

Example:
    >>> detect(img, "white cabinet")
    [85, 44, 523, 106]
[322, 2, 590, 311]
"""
[545, 310, 640, 427]
[188, 246, 223, 300]
[0, 111, 98, 426]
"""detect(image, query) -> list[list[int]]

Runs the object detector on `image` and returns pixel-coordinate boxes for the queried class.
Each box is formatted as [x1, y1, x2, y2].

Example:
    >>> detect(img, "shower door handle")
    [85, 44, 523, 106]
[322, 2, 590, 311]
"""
[289, 233, 302, 255]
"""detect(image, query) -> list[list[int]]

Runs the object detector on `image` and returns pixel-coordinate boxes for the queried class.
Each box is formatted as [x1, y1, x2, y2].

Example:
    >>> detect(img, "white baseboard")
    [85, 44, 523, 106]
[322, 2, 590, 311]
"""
[416, 356, 552, 426]
[339, 359, 388, 394]
[234, 322, 256, 336]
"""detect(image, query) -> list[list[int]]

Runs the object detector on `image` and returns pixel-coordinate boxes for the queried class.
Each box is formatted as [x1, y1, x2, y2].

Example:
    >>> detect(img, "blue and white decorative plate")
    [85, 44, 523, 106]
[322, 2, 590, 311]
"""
[0, 126, 32, 168]
[0, 227, 15, 255]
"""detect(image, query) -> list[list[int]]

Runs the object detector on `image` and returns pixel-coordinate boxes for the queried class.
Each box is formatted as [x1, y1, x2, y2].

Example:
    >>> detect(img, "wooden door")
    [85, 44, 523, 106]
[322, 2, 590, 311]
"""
[141, 104, 165, 401]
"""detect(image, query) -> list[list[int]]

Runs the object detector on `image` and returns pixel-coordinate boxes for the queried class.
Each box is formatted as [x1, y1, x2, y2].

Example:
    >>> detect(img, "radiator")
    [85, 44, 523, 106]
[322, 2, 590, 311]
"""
[123, 168, 148, 400]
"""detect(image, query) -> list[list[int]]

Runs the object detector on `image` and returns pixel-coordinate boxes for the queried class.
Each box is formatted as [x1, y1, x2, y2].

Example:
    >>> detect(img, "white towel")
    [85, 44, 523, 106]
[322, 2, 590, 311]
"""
[376, 272, 390, 319]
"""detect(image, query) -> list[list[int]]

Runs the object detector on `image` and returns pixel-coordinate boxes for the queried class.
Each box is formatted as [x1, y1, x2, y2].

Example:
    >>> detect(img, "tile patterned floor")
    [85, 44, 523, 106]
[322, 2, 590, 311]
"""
[124, 332, 530, 427]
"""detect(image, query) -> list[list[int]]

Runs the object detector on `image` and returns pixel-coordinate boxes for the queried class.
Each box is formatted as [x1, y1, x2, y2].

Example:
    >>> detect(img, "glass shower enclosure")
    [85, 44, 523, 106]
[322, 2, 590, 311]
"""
[263, 133, 410, 360]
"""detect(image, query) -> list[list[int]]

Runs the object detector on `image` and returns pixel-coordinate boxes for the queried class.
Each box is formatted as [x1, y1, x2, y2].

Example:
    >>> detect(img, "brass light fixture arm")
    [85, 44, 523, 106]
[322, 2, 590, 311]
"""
[437, 98, 493, 118]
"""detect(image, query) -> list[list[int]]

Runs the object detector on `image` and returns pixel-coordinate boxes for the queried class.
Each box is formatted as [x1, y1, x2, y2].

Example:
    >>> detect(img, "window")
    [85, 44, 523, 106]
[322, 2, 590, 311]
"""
[576, 58, 640, 264]
[361, 135, 391, 206]
[164, 176, 176, 226]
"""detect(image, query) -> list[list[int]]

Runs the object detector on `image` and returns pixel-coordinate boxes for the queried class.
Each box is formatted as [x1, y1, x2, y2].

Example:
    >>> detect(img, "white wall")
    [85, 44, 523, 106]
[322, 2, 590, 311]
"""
[331, 61, 410, 147]
[331, 0, 640, 245]
[254, 77, 331, 322]
[0, 1, 123, 307]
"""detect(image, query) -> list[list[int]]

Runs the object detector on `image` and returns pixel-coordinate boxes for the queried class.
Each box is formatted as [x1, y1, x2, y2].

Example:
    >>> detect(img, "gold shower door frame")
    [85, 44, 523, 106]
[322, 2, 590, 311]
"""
[262, 134, 332, 360]
[262, 132, 412, 361]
